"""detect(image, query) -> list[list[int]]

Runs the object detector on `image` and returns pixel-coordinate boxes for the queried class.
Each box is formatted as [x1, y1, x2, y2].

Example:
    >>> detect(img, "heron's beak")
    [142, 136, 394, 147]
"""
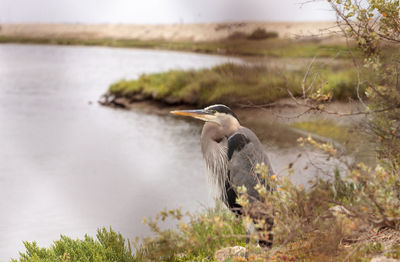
[170, 109, 212, 121]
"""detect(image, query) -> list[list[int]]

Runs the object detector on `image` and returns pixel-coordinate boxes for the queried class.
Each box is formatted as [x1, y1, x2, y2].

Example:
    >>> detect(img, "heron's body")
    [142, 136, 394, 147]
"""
[171, 104, 274, 246]
[201, 123, 273, 213]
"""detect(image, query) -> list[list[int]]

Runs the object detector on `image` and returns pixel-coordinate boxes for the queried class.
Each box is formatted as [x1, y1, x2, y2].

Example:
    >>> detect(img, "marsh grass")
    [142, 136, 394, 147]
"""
[4, 35, 399, 60]
[108, 63, 362, 107]
[0, 36, 356, 58]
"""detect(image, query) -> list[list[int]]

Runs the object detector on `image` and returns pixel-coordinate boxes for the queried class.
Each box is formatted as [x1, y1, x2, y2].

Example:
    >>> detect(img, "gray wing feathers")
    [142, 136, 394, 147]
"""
[227, 127, 273, 200]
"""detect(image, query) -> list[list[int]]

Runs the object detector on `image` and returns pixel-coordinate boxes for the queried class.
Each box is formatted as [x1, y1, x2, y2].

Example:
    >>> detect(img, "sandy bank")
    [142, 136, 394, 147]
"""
[0, 22, 339, 42]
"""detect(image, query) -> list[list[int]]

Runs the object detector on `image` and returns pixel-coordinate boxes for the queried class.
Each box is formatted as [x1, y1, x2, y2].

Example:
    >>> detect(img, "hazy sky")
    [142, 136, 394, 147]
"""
[0, 0, 336, 24]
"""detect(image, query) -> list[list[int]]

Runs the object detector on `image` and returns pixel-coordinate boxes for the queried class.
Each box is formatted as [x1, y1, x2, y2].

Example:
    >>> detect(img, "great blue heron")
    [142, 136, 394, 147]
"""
[171, 104, 274, 247]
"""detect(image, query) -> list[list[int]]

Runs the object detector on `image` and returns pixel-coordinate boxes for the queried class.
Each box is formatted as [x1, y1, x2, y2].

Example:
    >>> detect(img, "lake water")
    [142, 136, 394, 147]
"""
[0, 44, 349, 260]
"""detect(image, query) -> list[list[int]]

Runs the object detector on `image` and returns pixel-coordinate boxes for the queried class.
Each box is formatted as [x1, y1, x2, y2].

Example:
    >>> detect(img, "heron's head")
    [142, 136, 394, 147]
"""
[170, 104, 239, 126]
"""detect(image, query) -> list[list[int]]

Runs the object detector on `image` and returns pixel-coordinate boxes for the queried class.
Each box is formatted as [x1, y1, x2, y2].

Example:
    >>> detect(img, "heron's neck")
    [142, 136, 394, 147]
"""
[200, 120, 239, 202]
[200, 119, 240, 154]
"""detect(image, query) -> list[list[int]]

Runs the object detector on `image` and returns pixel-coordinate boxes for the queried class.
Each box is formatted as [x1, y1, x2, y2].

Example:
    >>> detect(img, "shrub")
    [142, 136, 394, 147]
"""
[226, 31, 248, 40]
[134, 205, 246, 261]
[12, 228, 135, 262]
[247, 28, 278, 40]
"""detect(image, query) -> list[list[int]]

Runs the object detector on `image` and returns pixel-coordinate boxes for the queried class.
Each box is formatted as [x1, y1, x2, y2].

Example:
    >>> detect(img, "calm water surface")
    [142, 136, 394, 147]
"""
[0, 44, 348, 260]
[0, 44, 243, 260]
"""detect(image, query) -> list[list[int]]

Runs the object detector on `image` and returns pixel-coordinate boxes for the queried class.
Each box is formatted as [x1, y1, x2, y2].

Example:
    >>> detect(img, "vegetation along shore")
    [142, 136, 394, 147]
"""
[101, 62, 360, 109]
[0, 22, 352, 57]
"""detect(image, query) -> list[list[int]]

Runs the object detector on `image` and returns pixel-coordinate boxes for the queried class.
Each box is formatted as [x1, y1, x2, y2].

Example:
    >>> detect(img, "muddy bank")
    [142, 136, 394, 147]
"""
[99, 94, 364, 125]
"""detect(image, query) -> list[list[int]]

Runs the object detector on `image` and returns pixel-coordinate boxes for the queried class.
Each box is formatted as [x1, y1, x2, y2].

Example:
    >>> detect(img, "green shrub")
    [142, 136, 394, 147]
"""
[12, 228, 135, 262]
[12, 206, 245, 262]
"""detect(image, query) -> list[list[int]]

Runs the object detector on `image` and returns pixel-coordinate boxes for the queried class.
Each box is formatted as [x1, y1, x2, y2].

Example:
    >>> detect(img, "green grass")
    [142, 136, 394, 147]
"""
[108, 63, 363, 107]
[290, 120, 375, 164]
[0, 35, 357, 58]
[291, 120, 352, 145]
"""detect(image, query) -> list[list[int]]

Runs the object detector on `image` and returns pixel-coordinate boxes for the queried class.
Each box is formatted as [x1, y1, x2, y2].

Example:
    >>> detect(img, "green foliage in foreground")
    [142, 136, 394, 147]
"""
[11, 228, 135, 262]
[108, 63, 362, 107]
[13, 206, 245, 262]
[135, 206, 245, 261]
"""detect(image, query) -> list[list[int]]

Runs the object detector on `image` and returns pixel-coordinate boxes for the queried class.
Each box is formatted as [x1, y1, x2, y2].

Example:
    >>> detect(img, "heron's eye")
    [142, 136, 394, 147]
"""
[209, 110, 217, 114]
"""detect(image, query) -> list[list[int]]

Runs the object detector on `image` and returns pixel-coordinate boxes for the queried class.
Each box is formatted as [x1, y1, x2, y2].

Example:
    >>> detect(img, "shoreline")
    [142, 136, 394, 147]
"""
[0, 22, 348, 58]
[0, 35, 350, 58]
[99, 95, 364, 126]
